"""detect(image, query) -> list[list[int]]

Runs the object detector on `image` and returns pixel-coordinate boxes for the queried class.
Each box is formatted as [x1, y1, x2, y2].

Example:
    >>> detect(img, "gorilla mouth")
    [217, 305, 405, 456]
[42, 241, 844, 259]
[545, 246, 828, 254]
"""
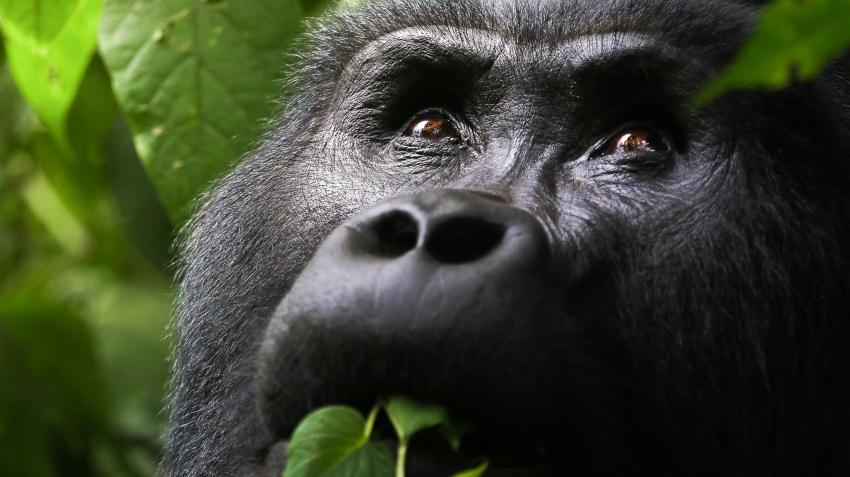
[258, 333, 583, 475]
[263, 424, 565, 477]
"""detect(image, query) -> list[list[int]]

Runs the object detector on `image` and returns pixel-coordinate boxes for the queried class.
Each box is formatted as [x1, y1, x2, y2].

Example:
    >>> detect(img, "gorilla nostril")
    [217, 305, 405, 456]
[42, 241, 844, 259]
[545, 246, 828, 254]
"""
[425, 217, 505, 264]
[371, 211, 419, 258]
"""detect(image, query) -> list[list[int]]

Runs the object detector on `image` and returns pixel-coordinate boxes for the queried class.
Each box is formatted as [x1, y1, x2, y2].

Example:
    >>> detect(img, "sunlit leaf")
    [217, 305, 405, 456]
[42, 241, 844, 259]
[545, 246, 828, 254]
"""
[99, 0, 305, 223]
[0, 0, 78, 43]
[699, 0, 850, 103]
[0, 0, 103, 140]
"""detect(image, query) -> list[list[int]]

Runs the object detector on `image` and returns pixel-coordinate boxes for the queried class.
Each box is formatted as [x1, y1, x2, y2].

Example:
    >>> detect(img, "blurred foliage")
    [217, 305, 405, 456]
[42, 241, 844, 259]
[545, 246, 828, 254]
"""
[0, 0, 847, 476]
[701, 0, 850, 102]
[0, 0, 337, 475]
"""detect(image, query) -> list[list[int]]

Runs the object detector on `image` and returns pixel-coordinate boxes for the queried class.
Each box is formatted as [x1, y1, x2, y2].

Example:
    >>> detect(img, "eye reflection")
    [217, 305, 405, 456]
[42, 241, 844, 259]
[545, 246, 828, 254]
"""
[405, 114, 461, 142]
[597, 127, 668, 156]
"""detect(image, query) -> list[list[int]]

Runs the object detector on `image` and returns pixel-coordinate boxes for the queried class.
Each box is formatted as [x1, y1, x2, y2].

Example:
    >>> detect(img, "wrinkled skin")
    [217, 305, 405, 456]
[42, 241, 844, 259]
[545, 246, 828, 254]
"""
[166, 1, 850, 475]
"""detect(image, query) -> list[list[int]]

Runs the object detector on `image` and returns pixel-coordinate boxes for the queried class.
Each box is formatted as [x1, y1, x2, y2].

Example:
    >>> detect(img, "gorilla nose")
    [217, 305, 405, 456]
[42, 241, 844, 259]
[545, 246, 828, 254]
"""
[260, 189, 559, 433]
[336, 190, 549, 274]
[270, 190, 554, 331]
[358, 198, 508, 264]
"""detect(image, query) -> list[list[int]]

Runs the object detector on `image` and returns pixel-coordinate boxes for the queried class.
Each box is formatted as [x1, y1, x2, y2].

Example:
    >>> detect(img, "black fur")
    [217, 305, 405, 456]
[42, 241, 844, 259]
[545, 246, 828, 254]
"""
[166, 0, 850, 475]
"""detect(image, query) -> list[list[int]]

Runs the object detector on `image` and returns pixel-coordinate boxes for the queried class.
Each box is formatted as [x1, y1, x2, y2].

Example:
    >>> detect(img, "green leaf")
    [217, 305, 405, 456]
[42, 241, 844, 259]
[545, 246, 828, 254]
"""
[384, 396, 458, 477]
[384, 396, 450, 444]
[283, 406, 393, 477]
[451, 461, 489, 477]
[0, 0, 103, 139]
[98, 0, 305, 224]
[0, 0, 78, 43]
[699, 0, 850, 104]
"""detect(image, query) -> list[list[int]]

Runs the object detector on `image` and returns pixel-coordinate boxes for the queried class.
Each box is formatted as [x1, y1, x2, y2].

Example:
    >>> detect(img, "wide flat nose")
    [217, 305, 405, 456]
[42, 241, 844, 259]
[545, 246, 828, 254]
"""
[355, 195, 508, 264]
[259, 190, 557, 433]
[347, 190, 543, 267]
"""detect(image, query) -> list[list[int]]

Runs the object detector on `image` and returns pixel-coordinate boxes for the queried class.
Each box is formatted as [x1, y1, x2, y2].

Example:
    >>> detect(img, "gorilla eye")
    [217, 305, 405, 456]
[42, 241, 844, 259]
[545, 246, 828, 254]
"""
[404, 113, 462, 143]
[595, 127, 669, 157]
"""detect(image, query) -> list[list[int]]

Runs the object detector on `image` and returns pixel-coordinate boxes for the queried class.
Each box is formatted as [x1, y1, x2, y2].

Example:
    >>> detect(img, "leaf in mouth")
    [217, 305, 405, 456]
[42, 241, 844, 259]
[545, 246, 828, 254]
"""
[282, 405, 393, 477]
[282, 397, 488, 477]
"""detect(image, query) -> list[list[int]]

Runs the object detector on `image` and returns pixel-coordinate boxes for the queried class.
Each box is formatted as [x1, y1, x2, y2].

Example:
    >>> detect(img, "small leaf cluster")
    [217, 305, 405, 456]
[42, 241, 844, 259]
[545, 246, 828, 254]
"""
[283, 397, 488, 477]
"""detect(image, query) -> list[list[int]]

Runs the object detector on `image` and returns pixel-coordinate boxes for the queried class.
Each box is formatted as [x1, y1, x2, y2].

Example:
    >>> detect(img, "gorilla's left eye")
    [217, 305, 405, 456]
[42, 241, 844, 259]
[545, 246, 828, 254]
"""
[594, 127, 669, 157]
[403, 113, 462, 143]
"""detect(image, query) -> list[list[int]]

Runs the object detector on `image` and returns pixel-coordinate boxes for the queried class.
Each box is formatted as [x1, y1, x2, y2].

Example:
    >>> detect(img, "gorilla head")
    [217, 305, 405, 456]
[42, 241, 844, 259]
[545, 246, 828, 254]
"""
[166, 0, 850, 475]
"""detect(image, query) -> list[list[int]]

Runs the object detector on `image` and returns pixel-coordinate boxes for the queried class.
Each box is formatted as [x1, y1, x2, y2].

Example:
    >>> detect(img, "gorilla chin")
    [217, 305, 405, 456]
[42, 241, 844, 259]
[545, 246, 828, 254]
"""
[166, 0, 850, 476]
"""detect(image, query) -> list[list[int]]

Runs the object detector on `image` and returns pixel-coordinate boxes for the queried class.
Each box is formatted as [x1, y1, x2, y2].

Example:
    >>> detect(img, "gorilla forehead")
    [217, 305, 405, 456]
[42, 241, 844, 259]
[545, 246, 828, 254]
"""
[342, 28, 664, 87]
[300, 0, 753, 84]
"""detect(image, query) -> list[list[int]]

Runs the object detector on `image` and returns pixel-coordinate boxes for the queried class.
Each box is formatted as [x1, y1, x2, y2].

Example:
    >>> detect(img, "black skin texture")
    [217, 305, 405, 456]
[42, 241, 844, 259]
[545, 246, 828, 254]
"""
[166, 0, 850, 475]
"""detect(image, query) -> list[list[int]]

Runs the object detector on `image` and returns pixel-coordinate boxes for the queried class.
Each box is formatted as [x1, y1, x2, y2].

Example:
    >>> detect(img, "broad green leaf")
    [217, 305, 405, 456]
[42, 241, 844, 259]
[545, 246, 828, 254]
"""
[451, 461, 489, 477]
[699, 0, 850, 103]
[98, 0, 305, 223]
[283, 405, 393, 477]
[0, 0, 103, 140]
[384, 396, 450, 443]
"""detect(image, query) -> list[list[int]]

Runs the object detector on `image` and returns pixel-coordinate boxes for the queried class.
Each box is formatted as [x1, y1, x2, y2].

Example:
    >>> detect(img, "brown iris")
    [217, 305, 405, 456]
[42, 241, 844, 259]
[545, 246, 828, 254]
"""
[599, 128, 667, 156]
[405, 115, 461, 142]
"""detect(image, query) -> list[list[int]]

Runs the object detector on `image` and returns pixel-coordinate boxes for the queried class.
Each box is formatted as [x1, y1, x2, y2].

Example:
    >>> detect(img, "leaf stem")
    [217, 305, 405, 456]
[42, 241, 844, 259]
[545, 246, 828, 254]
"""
[395, 438, 408, 477]
[364, 405, 380, 439]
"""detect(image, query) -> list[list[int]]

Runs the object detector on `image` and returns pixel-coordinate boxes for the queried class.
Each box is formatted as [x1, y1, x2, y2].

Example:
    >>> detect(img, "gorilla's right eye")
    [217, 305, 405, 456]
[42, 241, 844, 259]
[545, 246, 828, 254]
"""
[403, 113, 462, 143]
[593, 126, 669, 158]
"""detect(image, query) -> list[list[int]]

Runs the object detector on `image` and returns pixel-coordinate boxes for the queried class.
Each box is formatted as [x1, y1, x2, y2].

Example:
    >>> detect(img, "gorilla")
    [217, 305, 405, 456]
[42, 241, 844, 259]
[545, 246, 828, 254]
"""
[165, 0, 850, 475]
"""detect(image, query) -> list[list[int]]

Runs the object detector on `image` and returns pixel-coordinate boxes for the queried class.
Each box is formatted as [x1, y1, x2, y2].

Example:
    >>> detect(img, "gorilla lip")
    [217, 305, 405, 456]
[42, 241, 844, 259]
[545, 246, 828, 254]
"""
[264, 432, 561, 477]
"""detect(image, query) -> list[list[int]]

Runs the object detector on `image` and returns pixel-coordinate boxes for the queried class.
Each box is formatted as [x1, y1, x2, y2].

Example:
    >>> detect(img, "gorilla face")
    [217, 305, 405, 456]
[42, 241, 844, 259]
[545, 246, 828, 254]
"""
[167, 1, 850, 476]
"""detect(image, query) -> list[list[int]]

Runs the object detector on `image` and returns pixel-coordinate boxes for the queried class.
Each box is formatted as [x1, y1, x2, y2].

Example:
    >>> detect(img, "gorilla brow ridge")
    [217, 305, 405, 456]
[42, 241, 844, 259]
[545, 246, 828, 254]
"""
[255, 0, 756, 159]
[286, 0, 753, 105]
